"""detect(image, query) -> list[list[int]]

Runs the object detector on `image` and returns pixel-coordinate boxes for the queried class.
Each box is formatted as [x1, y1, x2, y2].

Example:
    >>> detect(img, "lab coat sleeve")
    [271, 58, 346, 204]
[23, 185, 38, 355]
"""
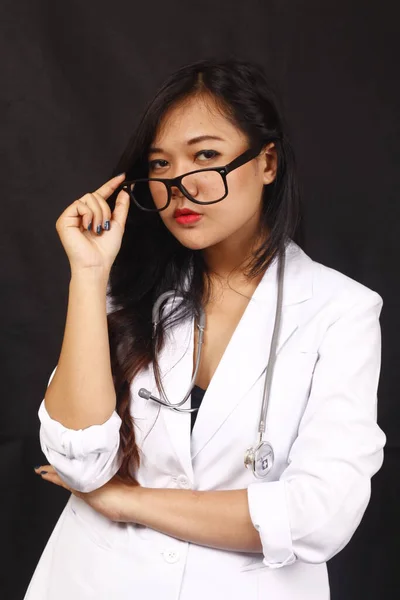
[247, 290, 386, 568]
[38, 289, 123, 492]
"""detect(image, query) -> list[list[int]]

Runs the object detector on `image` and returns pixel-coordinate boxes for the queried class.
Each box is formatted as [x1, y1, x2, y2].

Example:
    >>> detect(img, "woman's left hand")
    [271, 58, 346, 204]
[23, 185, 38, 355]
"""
[34, 465, 142, 522]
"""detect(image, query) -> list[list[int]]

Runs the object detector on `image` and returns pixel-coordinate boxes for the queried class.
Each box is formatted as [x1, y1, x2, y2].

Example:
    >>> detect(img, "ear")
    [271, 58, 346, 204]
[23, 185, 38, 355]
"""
[261, 143, 277, 185]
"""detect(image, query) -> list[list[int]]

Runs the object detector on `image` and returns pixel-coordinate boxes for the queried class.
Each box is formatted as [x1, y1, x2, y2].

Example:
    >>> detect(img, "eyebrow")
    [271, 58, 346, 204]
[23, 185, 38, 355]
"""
[148, 135, 225, 155]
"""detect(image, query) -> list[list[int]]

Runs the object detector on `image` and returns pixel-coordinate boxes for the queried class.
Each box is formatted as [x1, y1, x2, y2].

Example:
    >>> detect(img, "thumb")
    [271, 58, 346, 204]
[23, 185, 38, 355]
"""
[112, 189, 130, 229]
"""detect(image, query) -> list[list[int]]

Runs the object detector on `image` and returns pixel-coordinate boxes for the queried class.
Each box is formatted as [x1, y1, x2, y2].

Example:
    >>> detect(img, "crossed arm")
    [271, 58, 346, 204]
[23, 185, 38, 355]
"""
[35, 466, 262, 553]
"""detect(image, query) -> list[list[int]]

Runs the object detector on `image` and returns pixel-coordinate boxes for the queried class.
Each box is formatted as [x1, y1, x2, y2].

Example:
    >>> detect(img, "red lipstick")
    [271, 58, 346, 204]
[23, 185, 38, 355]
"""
[173, 207, 202, 225]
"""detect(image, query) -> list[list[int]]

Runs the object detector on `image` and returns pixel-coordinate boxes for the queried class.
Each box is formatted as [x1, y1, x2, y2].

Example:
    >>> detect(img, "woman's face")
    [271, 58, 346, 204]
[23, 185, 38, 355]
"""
[147, 94, 277, 252]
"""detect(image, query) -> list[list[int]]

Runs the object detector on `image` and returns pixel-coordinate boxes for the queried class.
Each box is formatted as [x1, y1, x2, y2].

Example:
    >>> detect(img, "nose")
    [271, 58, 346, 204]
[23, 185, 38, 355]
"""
[171, 183, 184, 199]
[171, 175, 199, 201]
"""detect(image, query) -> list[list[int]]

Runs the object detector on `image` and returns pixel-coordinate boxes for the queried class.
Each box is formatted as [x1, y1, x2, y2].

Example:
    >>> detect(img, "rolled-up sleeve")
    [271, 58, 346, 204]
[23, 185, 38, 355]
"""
[247, 290, 386, 568]
[38, 367, 122, 492]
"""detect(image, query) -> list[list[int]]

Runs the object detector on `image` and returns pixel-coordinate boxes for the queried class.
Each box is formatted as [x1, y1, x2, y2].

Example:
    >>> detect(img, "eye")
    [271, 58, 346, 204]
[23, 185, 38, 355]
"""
[148, 159, 169, 172]
[195, 150, 221, 161]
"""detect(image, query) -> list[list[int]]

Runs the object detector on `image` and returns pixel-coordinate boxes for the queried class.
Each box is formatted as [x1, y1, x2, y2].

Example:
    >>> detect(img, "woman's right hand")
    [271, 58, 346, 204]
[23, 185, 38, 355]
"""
[56, 173, 130, 275]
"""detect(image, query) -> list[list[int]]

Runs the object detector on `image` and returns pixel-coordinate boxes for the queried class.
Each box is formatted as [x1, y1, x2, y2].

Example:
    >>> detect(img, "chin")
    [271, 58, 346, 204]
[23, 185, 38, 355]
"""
[171, 229, 213, 251]
[178, 238, 210, 251]
[164, 219, 228, 251]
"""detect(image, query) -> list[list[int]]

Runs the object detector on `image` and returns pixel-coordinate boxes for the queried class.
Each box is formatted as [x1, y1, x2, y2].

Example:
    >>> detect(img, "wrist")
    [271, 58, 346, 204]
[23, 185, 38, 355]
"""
[122, 485, 148, 524]
[70, 267, 110, 288]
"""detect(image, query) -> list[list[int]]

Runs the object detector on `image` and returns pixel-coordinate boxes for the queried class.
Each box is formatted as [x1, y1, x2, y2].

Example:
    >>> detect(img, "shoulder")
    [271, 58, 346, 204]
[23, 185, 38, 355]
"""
[286, 240, 383, 313]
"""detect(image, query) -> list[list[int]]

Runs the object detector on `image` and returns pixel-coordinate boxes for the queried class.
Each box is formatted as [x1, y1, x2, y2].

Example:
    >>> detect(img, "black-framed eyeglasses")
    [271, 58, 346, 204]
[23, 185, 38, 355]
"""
[118, 145, 263, 212]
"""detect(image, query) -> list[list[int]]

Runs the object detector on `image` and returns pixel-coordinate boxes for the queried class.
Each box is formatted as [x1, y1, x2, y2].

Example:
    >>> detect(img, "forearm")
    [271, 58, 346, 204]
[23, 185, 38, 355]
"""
[133, 487, 262, 553]
[44, 268, 116, 429]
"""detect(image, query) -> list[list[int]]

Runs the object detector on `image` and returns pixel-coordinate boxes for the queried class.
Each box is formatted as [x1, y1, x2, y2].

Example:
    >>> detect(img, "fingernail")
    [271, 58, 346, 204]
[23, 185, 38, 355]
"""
[104, 220, 110, 231]
[115, 172, 125, 178]
[88, 222, 92, 231]
[40, 470, 48, 475]
[96, 225, 102, 235]
[34, 465, 41, 470]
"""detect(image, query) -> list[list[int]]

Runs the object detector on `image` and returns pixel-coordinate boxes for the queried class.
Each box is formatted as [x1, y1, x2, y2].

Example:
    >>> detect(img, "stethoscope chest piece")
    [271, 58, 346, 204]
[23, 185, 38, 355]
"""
[244, 440, 274, 479]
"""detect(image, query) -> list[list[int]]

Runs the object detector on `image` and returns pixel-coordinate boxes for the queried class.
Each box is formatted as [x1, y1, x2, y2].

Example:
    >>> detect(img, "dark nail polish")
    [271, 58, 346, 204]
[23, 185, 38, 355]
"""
[34, 465, 41, 470]
[104, 220, 110, 231]
[88, 222, 92, 231]
[40, 470, 48, 475]
[96, 225, 102, 235]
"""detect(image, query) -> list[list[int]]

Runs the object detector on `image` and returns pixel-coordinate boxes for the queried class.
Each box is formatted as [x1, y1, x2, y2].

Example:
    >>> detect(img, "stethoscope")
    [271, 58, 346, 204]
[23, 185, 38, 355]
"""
[139, 251, 285, 479]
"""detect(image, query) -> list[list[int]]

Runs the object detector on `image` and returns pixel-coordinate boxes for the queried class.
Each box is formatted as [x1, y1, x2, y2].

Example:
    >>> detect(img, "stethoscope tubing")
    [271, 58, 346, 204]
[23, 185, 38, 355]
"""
[256, 250, 285, 440]
[138, 249, 286, 476]
[139, 292, 206, 412]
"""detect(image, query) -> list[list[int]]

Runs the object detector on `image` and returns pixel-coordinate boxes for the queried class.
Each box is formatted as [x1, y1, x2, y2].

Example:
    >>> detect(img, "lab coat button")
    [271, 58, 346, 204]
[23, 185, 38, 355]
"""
[177, 474, 191, 489]
[163, 549, 180, 564]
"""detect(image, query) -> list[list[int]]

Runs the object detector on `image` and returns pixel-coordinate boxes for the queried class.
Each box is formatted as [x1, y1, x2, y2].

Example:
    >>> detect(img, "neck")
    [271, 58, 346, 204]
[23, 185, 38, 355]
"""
[202, 222, 267, 283]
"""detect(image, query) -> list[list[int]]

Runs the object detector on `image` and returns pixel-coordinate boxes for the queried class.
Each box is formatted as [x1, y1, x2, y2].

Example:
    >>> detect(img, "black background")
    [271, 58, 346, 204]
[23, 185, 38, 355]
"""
[1, 1, 399, 598]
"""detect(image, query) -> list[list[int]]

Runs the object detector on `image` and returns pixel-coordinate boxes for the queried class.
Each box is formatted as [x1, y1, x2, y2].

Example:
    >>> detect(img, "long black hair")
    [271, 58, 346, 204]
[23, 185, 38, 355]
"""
[106, 58, 301, 482]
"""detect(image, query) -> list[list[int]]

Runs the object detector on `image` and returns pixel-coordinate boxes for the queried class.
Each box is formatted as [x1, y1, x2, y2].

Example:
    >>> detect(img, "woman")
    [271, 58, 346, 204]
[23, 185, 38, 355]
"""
[25, 58, 385, 599]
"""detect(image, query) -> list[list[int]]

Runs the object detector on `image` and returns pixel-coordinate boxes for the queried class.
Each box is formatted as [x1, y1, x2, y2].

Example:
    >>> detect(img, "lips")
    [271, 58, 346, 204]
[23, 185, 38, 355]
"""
[173, 208, 201, 218]
[173, 207, 202, 225]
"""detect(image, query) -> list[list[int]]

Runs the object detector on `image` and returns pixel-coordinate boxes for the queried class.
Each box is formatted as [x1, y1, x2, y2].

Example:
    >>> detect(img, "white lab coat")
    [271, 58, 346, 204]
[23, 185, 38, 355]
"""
[24, 240, 386, 600]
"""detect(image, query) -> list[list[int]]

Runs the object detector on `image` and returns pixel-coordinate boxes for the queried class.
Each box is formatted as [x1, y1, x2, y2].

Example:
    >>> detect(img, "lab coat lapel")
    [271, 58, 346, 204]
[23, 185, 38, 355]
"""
[153, 313, 195, 479]
[190, 241, 314, 460]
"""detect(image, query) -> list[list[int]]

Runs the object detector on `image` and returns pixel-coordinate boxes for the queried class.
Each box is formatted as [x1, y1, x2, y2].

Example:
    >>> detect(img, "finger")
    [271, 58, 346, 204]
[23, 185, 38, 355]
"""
[40, 471, 67, 486]
[112, 189, 130, 229]
[34, 464, 57, 474]
[79, 193, 104, 234]
[94, 173, 126, 203]
[57, 199, 94, 232]
[90, 190, 113, 232]
[36, 468, 70, 489]
[38, 470, 83, 497]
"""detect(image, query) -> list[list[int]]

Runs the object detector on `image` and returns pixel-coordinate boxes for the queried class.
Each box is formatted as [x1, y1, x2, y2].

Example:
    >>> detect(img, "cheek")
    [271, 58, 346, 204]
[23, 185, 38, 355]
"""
[155, 167, 264, 249]
[149, 181, 168, 209]
[221, 169, 263, 217]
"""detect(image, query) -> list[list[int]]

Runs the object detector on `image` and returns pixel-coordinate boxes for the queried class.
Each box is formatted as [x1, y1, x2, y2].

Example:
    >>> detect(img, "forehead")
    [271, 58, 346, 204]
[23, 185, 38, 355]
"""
[152, 94, 246, 147]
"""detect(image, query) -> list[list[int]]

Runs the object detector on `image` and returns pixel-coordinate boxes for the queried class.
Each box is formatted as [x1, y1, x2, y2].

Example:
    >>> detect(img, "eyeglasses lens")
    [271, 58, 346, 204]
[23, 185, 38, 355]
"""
[180, 171, 225, 204]
[128, 181, 167, 211]
[129, 171, 226, 212]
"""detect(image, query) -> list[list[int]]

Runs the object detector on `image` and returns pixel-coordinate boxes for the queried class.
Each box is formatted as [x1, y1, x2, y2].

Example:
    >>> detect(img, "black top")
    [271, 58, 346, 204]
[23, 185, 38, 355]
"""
[191, 385, 206, 432]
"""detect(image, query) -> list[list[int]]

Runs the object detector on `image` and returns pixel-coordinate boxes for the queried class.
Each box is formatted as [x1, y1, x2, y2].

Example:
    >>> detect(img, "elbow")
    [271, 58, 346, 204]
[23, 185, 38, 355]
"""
[38, 400, 122, 492]
[292, 520, 364, 565]
[41, 439, 121, 493]
[290, 478, 373, 564]
[247, 473, 375, 569]
[40, 432, 122, 492]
